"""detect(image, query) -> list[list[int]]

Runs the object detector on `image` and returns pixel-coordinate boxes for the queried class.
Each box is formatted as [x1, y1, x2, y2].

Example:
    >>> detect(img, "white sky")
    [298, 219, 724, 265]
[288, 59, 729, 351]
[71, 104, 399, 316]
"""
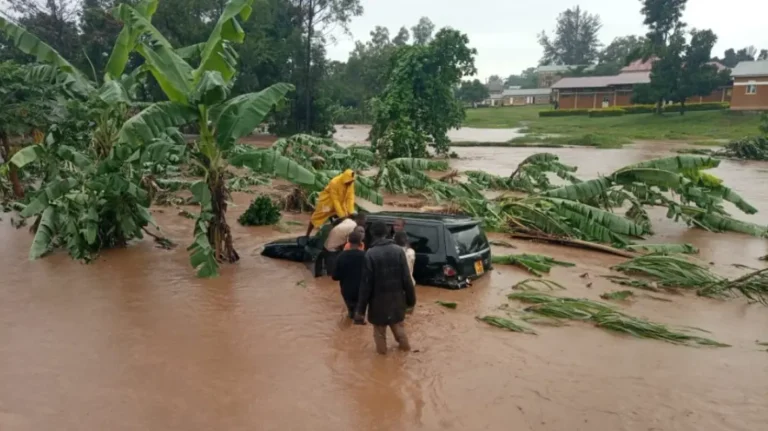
[326, 0, 768, 80]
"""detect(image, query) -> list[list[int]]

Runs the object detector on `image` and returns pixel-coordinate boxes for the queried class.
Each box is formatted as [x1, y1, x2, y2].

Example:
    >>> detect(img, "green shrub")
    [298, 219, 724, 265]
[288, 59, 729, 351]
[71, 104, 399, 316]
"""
[238, 195, 282, 226]
[622, 104, 656, 114]
[588, 108, 625, 117]
[664, 102, 729, 113]
[539, 109, 588, 117]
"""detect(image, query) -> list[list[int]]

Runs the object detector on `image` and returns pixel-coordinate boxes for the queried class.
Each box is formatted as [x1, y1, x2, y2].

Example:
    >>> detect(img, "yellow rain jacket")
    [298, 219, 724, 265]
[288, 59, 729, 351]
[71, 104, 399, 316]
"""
[311, 169, 356, 227]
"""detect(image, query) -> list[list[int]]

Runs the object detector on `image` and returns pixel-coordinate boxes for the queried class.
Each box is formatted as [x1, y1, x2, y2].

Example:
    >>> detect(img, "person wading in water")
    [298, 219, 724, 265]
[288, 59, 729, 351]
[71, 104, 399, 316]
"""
[355, 221, 416, 355]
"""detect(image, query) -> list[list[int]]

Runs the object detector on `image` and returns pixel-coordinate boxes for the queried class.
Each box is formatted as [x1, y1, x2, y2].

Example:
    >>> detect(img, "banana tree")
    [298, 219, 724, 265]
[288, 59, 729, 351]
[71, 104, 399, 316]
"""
[113, 0, 315, 277]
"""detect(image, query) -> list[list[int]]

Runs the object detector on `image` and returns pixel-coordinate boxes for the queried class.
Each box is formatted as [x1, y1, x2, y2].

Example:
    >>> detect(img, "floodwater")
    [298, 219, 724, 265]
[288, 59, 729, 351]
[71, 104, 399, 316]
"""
[333, 124, 525, 145]
[2, 142, 768, 431]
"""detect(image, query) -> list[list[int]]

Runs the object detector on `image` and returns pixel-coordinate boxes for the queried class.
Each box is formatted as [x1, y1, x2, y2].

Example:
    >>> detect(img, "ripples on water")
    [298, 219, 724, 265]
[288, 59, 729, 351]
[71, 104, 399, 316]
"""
[2, 142, 768, 431]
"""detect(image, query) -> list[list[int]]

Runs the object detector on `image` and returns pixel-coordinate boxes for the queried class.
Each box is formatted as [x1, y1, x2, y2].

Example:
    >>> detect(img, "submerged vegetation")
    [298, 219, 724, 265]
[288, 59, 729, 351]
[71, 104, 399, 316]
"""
[507, 292, 728, 347]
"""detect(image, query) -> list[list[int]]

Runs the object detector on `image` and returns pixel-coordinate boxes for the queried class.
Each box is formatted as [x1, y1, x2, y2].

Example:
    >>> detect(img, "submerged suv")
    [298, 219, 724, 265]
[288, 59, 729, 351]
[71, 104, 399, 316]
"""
[261, 211, 492, 289]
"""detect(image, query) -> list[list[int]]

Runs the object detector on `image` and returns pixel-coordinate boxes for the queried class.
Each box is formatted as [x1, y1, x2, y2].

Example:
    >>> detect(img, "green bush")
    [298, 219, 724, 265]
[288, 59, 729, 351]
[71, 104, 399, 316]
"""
[664, 102, 729, 113]
[622, 104, 656, 114]
[588, 108, 625, 117]
[238, 195, 282, 226]
[539, 109, 588, 117]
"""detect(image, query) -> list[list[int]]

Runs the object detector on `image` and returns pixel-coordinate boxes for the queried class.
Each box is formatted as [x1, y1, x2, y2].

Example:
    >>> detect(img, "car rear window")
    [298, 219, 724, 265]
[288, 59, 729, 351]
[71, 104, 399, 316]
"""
[404, 225, 439, 254]
[450, 224, 489, 256]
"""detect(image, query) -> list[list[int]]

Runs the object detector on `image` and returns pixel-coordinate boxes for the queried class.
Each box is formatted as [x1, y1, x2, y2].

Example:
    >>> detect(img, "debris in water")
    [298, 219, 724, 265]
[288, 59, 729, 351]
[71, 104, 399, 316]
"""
[178, 209, 196, 219]
[600, 290, 634, 301]
[492, 253, 575, 277]
[602, 275, 660, 292]
[626, 243, 699, 255]
[477, 316, 536, 334]
[507, 292, 728, 347]
[436, 300, 458, 309]
[296, 280, 306, 288]
[580, 272, 590, 278]
[613, 255, 722, 288]
[513, 279, 566, 291]
[490, 240, 517, 248]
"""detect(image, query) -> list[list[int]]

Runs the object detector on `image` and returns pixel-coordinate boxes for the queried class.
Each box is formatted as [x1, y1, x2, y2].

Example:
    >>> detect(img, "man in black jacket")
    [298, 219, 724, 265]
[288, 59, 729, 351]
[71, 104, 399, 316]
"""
[355, 221, 416, 354]
[332, 230, 366, 318]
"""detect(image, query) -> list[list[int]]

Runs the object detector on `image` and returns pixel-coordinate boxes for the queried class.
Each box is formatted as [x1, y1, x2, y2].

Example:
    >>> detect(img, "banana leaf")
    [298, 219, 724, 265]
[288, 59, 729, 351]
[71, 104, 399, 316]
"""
[388, 158, 449, 172]
[542, 177, 612, 201]
[119, 102, 197, 146]
[694, 213, 768, 237]
[618, 155, 720, 173]
[0, 16, 93, 92]
[29, 206, 57, 260]
[105, 0, 159, 80]
[626, 243, 699, 254]
[194, 0, 254, 82]
[547, 198, 649, 238]
[214, 83, 294, 150]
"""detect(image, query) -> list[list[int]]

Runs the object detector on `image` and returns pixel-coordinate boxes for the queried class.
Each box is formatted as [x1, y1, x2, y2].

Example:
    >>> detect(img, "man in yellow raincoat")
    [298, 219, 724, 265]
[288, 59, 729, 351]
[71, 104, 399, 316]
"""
[305, 169, 356, 238]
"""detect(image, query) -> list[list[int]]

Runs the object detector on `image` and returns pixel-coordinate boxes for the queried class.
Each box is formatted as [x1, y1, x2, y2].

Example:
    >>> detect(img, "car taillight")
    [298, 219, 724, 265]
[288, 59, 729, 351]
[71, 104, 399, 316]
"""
[443, 265, 457, 277]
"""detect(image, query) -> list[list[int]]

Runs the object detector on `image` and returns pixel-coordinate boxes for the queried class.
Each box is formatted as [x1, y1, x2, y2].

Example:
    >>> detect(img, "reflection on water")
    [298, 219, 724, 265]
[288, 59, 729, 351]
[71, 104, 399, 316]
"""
[2, 143, 768, 431]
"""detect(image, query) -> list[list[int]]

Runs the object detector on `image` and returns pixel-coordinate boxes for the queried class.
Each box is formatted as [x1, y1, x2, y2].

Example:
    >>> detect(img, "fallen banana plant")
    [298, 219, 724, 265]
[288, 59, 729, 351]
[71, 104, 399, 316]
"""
[492, 253, 575, 276]
[600, 290, 634, 301]
[612, 254, 723, 288]
[626, 243, 699, 255]
[514, 278, 566, 291]
[507, 292, 728, 347]
[477, 316, 536, 334]
[613, 255, 768, 304]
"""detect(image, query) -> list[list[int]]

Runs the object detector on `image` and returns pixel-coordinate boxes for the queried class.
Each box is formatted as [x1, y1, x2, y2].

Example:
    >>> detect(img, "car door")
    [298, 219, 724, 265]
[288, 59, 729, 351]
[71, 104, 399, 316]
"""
[403, 222, 443, 282]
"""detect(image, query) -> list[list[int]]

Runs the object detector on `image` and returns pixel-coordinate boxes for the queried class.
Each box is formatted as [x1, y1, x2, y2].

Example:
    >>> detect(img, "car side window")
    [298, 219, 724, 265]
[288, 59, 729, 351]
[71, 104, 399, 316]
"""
[404, 225, 439, 254]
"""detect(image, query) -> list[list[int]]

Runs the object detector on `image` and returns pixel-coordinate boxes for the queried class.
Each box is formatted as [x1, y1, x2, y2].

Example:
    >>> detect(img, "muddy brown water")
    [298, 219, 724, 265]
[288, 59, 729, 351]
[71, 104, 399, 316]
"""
[3, 142, 768, 431]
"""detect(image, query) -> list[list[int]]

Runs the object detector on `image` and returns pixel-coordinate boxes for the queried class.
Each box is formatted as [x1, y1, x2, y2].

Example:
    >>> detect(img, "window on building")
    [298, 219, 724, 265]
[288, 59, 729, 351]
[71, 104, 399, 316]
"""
[746, 83, 757, 95]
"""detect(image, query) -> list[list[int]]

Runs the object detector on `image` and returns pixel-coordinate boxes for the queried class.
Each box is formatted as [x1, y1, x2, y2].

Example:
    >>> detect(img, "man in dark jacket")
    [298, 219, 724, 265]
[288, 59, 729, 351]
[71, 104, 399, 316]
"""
[332, 230, 366, 318]
[355, 221, 416, 354]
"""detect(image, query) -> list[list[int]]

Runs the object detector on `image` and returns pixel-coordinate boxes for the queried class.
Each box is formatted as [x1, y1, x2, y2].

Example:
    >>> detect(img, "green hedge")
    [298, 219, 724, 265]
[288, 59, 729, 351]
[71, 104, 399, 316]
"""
[663, 102, 729, 113]
[539, 109, 589, 117]
[622, 104, 656, 114]
[588, 108, 625, 117]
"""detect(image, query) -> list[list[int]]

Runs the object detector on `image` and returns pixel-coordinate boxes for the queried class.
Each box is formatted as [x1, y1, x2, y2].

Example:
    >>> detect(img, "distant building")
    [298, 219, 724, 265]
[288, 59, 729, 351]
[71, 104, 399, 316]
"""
[501, 88, 552, 106]
[551, 60, 731, 110]
[730, 60, 768, 111]
[535, 65, 595, 88]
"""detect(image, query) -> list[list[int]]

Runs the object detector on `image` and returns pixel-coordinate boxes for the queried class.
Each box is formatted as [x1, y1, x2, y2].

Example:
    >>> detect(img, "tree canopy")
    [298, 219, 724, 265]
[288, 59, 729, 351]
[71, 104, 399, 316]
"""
[371, 28, 476, 158]
[456, 79, 489, 105]
[538, 6, 602, 65]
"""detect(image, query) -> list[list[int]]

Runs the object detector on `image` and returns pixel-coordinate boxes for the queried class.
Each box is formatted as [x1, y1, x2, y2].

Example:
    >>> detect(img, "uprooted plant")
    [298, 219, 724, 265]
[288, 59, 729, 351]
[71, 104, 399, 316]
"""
[613, 254, 768, 304]
[507, 292, 728, 347]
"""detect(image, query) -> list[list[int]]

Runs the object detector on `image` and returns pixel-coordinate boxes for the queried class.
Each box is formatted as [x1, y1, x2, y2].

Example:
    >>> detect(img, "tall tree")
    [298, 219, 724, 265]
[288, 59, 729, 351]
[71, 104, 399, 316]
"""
[455, 79, 489, 105]
[641, 0, 686, 113]
[504, 67, 537, 89]
[410, 17, 434, 45]
[371, 28, 476, 158]
[392, 26, 409, 46]
[538, 6, 602, 65]
[0, 0, 84, 69]
[717, 46, 758, 68]
[600, 35, 647, 67]
[674, 29, 729, 113]
[291, 0, 363, 132]
[759, 49, 768, 61]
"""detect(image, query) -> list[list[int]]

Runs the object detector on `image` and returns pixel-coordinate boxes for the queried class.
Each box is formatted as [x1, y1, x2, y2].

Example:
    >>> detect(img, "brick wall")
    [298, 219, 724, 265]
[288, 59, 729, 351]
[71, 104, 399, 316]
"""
[731, 78, 768, 110]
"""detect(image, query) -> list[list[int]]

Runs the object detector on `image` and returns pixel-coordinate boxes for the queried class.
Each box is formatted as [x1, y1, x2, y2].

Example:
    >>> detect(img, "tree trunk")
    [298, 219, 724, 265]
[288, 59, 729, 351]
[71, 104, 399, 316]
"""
[0, 131, 24, 198]
[304, 0, 314, 132]
[679, 100, 685, 116]
[655, 99, 663, 115]
[207, 173, 239, 263]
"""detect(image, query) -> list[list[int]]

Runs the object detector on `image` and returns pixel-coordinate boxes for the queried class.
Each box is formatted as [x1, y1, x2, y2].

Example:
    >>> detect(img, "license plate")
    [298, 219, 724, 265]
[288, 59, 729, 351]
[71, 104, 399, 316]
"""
[474, 260, 484, 275]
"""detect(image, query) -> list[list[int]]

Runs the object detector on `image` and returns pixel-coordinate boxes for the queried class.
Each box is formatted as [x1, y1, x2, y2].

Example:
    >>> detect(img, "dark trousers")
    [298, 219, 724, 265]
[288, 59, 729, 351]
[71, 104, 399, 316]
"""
[373, 322, 410, 355]
[314, 249, 341, 277]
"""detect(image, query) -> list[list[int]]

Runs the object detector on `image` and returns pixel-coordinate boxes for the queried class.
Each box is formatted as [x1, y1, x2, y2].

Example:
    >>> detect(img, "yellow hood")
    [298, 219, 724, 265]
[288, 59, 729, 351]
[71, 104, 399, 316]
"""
[338, 169, 355, 184]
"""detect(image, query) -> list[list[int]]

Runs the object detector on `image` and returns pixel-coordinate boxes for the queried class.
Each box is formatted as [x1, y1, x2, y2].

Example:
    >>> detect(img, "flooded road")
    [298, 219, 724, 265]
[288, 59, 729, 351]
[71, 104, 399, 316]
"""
[3, 143, 768, 431]
[334, 124, 525, 145]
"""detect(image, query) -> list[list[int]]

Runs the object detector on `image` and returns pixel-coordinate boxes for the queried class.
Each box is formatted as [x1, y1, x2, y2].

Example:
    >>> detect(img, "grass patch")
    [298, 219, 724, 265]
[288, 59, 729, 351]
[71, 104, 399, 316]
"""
[690, 140, 725, 146]
[508, 292, 728, 347]
[463, 107, 762, 143]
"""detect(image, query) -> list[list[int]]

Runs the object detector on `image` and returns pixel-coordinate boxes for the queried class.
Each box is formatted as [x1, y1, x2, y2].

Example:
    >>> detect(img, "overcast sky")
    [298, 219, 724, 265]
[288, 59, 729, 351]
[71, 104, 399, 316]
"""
[326, 0, 768, 80]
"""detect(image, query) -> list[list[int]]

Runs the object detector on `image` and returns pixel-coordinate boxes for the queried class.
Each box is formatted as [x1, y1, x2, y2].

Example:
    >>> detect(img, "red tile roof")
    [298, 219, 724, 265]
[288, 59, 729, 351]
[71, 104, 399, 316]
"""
[551, 72, 650, 89]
